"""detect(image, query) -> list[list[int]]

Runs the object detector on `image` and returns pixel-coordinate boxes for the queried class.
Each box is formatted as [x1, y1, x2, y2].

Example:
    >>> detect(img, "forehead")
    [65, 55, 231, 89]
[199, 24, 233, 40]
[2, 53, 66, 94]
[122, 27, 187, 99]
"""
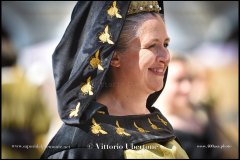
[138, 16, 168, 41]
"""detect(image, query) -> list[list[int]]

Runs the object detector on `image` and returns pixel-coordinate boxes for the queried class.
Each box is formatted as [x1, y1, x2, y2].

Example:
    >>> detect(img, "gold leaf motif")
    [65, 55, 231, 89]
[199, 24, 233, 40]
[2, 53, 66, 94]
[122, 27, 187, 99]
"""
[107, 1, 122, 18]
[81, 76, 93, 95]
[133, 122, 150, 133]
[69, 102, 80, 118]
[90, 50, 104, 71]
[91, 118, 108, 135]
[97, 111, 106, 114]
[116, 120, 131, 136]
[99, 25, 114, 44]
[148, 118, 161, 130]
[157, 115, 168, 126]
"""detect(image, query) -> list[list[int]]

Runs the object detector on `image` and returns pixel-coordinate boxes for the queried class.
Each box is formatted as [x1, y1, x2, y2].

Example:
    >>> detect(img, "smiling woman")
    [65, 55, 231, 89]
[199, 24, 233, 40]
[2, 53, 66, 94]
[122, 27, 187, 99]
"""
[97, 12, 170, 116]
[41, 1, 188, 159]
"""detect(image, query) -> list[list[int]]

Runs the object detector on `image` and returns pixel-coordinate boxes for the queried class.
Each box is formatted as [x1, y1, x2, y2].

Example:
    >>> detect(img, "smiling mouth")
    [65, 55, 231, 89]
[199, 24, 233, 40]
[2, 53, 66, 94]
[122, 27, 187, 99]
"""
[148, 67, 165, 76]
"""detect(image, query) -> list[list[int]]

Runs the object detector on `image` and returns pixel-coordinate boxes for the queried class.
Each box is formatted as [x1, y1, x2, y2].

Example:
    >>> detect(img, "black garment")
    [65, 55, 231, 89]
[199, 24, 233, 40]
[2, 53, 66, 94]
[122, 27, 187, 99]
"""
[41, 1, 177, 159]
[41, 102, 177, 159]
[52, 1, 166, 125]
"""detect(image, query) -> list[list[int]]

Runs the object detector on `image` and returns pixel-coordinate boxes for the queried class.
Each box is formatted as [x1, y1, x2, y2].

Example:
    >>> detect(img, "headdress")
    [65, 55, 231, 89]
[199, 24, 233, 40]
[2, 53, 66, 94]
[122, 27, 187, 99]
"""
[53, 1, 166, 125]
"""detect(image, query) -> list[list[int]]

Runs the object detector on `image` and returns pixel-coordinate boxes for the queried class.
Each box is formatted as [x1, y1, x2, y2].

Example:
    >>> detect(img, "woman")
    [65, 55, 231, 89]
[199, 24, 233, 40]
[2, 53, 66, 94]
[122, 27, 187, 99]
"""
[41, 1, 189, 159]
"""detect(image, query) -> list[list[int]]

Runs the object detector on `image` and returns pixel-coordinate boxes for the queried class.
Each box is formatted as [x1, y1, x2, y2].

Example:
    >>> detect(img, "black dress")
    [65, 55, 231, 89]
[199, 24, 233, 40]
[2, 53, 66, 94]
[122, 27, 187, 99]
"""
[41, 102, 188, 159]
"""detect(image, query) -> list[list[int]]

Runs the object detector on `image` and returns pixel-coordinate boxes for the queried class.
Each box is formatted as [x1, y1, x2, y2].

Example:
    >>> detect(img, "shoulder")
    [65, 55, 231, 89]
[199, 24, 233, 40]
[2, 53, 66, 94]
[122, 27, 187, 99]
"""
[42, 147, 123, 159]
[149, 106, 174, 131]
[41, 124, 87, 158]
[41, 123, 124, 159]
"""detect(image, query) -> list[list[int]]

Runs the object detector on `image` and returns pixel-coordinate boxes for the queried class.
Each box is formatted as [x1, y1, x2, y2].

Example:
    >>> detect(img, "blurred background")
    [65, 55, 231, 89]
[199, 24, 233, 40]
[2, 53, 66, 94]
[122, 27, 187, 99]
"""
[2, 1, 238, 159]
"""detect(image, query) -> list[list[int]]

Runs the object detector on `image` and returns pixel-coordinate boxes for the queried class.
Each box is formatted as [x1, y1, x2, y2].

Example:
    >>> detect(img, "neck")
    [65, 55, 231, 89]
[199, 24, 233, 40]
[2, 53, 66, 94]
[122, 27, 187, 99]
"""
[97, 80, 150, 116]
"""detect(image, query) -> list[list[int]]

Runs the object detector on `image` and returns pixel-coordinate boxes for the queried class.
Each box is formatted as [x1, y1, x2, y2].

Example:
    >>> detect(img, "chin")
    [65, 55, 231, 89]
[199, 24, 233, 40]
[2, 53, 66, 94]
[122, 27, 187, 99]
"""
[149, 84, 164, 93]
[145, 78, 164, 93]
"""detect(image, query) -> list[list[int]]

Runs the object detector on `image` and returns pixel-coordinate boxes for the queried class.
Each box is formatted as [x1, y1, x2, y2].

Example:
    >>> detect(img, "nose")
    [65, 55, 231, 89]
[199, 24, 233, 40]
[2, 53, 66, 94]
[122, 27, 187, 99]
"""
[156, 48, 170, 66]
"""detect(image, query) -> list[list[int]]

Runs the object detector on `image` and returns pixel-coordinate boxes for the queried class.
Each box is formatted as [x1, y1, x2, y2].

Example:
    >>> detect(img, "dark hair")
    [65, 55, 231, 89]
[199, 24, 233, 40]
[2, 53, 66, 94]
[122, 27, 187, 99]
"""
[2, 29, 17, 67]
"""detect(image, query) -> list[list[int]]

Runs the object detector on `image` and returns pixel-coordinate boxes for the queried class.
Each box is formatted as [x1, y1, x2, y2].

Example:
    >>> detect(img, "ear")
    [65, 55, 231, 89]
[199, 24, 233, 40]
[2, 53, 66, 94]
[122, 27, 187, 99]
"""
[110, 52, 121, 68]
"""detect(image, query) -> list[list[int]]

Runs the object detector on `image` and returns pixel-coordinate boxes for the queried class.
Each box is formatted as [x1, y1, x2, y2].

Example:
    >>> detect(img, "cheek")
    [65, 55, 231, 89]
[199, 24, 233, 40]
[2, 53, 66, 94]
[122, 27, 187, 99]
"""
[166, 82, 180, 96]
[120, 53, 140, 77]
[172, 83, 189, 99]
[138, 51, 154, 70]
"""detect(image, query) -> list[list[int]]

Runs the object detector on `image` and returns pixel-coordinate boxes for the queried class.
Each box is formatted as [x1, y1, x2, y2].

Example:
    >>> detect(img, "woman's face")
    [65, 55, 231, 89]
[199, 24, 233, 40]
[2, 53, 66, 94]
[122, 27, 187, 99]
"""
[118, 15, 170, 94]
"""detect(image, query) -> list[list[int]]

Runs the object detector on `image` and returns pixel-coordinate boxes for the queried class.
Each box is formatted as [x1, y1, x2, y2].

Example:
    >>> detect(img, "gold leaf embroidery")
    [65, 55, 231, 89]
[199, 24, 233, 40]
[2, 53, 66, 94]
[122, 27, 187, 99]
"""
[107, 1, 122, 18]
[90, 50, 104, 71]
[91, 118, 108, 135]
[116, 120, 131, 136]
[97, 111, 106, 114]
[99, 25, 114, 44]
[81, 76, 93, 95]
[157, 115, 168, 126]
[148, 118, 161, 130]
[69, 102, 80, 118]
[133, 122, 150, 133]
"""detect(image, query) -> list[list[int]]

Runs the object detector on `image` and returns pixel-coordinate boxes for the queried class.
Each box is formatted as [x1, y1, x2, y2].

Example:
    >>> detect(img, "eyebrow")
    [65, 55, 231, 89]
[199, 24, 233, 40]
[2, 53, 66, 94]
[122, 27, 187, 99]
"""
[165, 38, 170, 43]
[148, 38, 170, 43]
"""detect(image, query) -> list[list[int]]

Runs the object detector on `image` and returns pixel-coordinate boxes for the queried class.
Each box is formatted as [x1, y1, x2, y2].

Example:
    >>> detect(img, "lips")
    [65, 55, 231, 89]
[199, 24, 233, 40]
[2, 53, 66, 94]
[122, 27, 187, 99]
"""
[148, 67, 165, 76]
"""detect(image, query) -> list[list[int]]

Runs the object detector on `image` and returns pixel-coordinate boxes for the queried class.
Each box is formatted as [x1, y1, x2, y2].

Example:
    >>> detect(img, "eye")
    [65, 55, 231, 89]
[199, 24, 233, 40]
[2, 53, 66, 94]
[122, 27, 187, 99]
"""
[164, 43, 169, 48]
[148, 44, 156, 49]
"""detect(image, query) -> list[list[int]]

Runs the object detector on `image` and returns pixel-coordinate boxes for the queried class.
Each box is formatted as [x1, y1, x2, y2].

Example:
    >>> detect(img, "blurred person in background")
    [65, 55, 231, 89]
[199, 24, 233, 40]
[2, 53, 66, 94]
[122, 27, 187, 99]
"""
[192, 24, 238, 159]
[154, 54, 223, 159]
[1, 28, 50, 159]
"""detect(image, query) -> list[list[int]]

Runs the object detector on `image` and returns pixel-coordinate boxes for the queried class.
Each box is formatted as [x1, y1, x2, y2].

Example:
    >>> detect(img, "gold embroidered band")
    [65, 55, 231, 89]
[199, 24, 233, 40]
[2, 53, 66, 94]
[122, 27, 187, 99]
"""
[127, 1, 161, 15]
